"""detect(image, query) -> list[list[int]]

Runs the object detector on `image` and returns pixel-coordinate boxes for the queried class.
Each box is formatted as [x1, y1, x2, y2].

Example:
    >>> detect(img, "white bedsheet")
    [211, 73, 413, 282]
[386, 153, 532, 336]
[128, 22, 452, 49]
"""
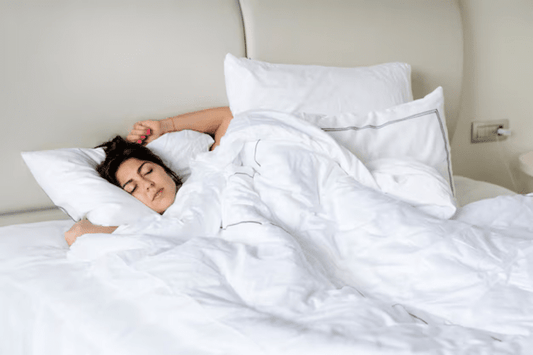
[1, 111, 533, 354]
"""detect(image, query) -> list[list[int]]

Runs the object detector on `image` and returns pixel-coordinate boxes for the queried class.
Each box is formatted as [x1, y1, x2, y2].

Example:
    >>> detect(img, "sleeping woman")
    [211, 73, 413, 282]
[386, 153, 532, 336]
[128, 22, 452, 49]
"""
[64, 107, 233, 246]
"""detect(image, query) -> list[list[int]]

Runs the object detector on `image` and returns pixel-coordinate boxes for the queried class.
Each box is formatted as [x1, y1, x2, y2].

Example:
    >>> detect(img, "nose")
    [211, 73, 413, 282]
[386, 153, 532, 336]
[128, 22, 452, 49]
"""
[141, 178, 155, 191]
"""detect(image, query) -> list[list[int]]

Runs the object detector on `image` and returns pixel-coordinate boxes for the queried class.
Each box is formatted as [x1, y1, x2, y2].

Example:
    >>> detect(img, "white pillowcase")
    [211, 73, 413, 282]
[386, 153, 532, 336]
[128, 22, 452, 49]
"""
[22, 130, 213, 226]
[146, 130, 214, 182]
[298, 87, 455, 196]
[224, 53, 413, 116]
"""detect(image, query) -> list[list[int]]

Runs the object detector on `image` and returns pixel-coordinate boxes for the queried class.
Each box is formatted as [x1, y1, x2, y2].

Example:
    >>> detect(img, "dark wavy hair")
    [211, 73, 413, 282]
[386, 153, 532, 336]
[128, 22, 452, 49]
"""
[95, 135, 182, 190]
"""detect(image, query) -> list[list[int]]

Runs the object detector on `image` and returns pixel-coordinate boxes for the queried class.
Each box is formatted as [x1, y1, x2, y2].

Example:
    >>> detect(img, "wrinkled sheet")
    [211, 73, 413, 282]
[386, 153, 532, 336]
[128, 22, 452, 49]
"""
[1, 111, 533, 355]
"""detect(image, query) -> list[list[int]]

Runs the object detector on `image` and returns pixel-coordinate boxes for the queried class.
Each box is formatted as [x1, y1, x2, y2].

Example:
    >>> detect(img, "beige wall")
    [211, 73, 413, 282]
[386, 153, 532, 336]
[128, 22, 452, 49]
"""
[452, 0, 533, 192]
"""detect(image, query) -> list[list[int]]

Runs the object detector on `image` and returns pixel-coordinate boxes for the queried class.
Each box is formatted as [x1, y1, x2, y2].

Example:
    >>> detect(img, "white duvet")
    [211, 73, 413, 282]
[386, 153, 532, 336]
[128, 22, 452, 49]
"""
[2, 111, 533, 355]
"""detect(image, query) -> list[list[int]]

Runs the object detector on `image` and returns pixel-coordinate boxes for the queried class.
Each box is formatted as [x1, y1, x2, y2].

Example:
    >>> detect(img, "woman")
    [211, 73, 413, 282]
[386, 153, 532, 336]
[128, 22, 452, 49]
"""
[64, 107, 233, 246]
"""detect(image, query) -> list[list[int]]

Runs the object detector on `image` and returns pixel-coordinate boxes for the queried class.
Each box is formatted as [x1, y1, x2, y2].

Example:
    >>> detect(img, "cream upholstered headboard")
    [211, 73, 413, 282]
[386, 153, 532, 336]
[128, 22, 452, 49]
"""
[0, 0, 462, 225]
[0, 0, 246, 225]
[239, 0, 463, 136]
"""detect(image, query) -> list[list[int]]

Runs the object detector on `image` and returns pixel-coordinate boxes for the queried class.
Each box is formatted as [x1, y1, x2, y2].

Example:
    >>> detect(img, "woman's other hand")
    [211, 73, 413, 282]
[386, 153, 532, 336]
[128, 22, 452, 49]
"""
[126, 120, 163, 145]
[65, 219, 117, 246]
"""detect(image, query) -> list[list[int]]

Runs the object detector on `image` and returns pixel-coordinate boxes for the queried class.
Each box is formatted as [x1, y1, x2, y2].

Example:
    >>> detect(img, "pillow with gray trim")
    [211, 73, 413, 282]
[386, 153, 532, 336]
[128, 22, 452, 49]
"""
[296, 87, 455, 196]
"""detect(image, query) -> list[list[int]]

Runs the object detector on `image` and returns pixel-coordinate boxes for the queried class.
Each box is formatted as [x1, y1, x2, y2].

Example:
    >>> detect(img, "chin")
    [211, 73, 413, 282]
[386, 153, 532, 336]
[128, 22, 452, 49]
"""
[155, 195, 176, 214]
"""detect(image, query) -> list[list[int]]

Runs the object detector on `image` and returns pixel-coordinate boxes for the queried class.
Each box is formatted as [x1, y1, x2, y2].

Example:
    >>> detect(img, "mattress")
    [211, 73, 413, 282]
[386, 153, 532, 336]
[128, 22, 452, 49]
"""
[454, 175, 516, 207]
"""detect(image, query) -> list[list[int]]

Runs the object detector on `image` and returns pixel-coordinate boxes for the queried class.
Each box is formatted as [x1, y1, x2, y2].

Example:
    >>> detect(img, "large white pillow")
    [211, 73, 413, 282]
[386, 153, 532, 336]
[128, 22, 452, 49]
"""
[297, 87, 455, 196]
[146, 131, 214, 182]
[224, 53, 413, 116]
[22, 130, 213, 226]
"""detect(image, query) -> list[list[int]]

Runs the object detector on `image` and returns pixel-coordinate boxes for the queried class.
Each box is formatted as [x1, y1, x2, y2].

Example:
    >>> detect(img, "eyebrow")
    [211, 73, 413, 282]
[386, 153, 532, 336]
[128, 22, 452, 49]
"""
[121, 162, 148, 189]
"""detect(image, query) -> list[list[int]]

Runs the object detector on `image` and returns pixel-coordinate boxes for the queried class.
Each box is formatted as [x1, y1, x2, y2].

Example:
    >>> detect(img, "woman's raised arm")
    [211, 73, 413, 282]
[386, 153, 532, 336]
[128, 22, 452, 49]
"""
[127, 107, 233, 149]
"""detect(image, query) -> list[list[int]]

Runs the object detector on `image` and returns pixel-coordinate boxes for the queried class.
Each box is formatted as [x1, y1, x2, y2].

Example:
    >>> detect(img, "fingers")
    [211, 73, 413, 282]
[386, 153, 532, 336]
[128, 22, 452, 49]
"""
[127, 121, 156, 144]
[133, 122, 153, 132]
[64, 219, 94, 246]
[64, 225, 79, 246]
[127, 128, 149, 142]
[65, 231, 74, 246]
[127, 133, 152, 145]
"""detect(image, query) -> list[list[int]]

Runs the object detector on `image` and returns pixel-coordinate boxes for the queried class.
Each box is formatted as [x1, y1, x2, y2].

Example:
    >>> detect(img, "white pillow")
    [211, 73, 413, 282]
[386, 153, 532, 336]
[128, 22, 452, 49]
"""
[146, 130, 213, 181]
[224, 53, 413, 116]
[22, 130, 213, 226]
[298, 87, 455, 196]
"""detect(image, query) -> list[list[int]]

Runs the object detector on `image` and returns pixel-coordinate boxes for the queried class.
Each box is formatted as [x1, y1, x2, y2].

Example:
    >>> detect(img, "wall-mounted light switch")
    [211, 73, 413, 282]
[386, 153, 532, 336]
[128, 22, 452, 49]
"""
[471, 119, 509, 143]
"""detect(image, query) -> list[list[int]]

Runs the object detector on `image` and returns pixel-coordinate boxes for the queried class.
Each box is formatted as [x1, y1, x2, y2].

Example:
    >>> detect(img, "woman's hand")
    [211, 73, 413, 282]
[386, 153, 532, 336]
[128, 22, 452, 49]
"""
[65, 219, 117, 246]
[126, 120, 164, 145]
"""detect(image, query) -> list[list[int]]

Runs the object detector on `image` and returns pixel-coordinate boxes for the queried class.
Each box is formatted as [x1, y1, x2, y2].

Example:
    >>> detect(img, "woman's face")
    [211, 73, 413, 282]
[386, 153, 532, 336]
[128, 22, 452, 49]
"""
[116, 158, 177, 214]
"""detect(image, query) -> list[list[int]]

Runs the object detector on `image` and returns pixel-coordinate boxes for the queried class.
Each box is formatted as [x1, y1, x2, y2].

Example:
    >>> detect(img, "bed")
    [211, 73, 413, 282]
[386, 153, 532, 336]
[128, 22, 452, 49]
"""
[2, 1, 532, 354]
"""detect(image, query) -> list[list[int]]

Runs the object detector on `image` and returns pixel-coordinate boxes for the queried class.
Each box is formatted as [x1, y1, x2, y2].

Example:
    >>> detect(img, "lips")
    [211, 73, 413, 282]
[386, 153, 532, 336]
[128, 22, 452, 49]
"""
[153, 188, 163, 201]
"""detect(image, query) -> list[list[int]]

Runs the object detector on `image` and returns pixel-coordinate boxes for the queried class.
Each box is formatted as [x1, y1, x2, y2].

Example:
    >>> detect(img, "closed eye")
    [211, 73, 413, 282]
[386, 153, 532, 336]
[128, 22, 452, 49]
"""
[121, 162, 150, 194]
